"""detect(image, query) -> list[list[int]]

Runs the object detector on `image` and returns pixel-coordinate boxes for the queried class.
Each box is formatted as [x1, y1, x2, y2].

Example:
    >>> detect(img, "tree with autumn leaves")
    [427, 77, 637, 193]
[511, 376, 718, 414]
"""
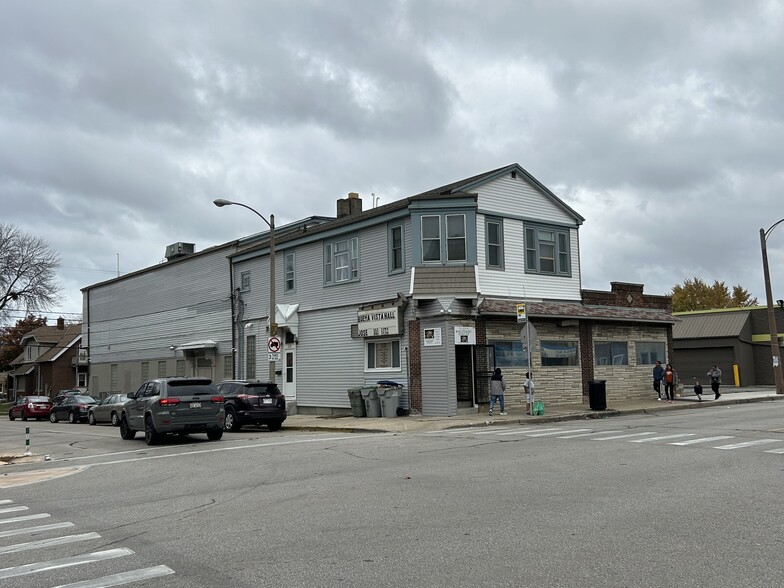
[0, 314, 48, 370]
[670, 277, 757, 312]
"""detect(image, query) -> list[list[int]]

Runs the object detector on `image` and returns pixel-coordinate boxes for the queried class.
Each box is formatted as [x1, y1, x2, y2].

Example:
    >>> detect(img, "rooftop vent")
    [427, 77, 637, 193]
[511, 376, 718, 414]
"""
[165, 242, 195, 261]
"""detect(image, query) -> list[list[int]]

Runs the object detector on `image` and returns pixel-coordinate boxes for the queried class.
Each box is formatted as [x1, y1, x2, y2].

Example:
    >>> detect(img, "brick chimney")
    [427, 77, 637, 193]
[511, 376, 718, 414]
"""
[57, 317, 65, 330]
[337, 192, 363, 218]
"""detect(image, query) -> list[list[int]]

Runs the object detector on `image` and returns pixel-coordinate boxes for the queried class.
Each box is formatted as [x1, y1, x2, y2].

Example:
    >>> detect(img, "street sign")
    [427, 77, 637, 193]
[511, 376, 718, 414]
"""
[267, 352, 281, 361]
[516, 303, 527, 323]
[520, 323, 538, 352]
[267, 336, 282, 353]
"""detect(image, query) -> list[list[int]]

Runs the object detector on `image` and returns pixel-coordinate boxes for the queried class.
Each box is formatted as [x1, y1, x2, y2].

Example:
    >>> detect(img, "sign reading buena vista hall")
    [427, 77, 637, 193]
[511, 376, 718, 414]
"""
[357, 307, 400, 337]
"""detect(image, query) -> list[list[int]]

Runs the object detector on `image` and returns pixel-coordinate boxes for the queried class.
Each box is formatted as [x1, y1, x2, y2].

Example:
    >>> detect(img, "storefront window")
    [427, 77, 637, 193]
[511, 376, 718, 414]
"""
[635, 342, 666, 365]
[490, 340, 529, 367]
[540, 341, 579, 366]
[595, 342, 628, 365]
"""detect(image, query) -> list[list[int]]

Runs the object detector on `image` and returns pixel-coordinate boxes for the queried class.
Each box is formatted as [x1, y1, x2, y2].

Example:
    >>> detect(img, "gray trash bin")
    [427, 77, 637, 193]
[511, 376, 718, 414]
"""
[588, 380, 607, 410]
[347, 388, 366, 418]
[361, 387, 382, 418]
[377, 386, 401, 418]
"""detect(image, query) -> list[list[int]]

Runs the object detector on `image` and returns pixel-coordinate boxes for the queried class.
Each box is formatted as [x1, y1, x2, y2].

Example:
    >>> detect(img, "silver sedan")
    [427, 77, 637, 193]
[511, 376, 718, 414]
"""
[87, 393, 129, 426]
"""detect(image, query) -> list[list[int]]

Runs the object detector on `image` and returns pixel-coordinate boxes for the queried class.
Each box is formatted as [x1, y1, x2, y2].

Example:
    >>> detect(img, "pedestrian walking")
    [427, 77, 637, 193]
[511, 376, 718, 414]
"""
[693, 378, 703, 402]
[663, 363, 677, 403]
[707, 365, 722, 400]
[652, 360, 664, 400]
[524, 372, 535, 415]
[489, 367, 507, 416]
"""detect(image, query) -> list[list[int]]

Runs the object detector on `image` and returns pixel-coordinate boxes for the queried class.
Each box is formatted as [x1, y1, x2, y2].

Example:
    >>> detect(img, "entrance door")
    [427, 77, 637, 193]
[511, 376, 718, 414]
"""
[283, 347, 296, 401]
[473, 345, 496, 405]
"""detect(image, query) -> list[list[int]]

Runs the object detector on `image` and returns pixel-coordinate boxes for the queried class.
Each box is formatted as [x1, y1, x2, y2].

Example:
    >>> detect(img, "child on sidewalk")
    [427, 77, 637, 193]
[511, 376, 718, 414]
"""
[693, 379, 703, 402]
[524, 372, 535, 415]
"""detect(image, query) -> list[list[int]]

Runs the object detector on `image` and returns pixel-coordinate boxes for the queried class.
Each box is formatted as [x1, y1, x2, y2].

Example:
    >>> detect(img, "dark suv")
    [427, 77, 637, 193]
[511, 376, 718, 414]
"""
[120, 377, 225, 445]
[215, 380, 287, 432]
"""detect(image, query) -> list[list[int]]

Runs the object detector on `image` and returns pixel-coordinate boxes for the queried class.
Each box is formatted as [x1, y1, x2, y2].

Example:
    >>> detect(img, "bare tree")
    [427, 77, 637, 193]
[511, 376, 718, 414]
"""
[0, 223, 61, 320]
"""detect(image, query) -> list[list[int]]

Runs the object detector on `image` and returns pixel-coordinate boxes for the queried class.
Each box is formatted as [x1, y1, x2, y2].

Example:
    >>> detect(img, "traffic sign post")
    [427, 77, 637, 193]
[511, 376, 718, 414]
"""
[267, 336, 282, 354]
[516, 303, 527, 324]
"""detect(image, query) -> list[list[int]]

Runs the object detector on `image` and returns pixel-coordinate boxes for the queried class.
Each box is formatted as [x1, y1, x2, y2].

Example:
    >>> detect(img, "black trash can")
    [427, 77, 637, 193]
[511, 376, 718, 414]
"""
[588, 380, 607, 410]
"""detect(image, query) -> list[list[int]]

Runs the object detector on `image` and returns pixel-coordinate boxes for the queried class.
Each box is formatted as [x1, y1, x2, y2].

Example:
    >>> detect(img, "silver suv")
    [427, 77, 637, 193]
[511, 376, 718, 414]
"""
[120, 377, 225, 445]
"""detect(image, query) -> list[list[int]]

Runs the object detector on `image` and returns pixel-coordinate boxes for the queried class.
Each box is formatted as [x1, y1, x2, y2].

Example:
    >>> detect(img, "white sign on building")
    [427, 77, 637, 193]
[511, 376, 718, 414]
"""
[454, 326, 476, 345]
[357, 307, 400, 337]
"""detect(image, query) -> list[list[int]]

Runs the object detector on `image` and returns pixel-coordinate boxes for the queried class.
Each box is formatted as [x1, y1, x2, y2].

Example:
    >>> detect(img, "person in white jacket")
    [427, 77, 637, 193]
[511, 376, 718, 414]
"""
[489, 368, 507, 416]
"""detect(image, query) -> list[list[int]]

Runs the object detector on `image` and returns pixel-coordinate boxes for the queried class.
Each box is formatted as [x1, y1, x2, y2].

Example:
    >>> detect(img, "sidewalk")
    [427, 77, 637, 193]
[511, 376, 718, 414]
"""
[282, 387, 783, 434]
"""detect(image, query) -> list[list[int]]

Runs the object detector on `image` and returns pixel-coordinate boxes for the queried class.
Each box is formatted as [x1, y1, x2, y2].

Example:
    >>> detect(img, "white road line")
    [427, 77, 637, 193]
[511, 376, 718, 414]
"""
[52, 564, 176, 588]
[629, 434, 696, 443]
[763, 448, 784, 454]
[670, 436, 734, 446]
[0, 532, 100, 555]
[714, 439, 781, 450]
[0, 499, 14, 505]
[558, 430, 621, 439]
[526, 429, 592, 437]
[472, 428, 515, 435]
[0, 522, 74, 539]
[0, 505, 28, 514]
[497, 428, 560, 436]
[592, 432, 657, 441]
[0, 513, 49, 525]
[426, 427, 486, 434]
[0, 547, 133, 580]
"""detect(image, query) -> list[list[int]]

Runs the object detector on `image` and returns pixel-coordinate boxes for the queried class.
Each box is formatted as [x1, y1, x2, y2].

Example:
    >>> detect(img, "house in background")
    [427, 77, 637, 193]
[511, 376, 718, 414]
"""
[81, 163, 676, 416]
[9, 318, 85, 399]
[673, 305, 784, 386]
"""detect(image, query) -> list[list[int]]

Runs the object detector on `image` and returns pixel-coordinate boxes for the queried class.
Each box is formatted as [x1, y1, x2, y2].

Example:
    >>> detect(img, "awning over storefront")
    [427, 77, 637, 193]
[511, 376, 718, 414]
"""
[176, 340, 218, 351]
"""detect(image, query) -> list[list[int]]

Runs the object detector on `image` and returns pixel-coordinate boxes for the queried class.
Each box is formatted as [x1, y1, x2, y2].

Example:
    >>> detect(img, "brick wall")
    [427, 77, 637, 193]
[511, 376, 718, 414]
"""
[408, 319, 422, 412]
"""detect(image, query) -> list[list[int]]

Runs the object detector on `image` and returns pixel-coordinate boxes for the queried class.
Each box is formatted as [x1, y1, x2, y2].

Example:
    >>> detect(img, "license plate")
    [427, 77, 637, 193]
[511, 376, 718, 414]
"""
[190, 402, 202, 409]
[262, 398, 273, 404]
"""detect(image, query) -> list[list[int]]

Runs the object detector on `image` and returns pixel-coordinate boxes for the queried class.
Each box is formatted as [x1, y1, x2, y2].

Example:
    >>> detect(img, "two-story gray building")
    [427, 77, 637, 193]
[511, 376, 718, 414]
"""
[82, 163, 676, 416]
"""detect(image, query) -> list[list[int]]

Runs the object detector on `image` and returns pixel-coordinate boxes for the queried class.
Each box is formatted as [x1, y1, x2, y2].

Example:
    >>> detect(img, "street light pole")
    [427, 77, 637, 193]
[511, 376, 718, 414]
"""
[760, 219, 784, 395]
[214, 198, 277, 384]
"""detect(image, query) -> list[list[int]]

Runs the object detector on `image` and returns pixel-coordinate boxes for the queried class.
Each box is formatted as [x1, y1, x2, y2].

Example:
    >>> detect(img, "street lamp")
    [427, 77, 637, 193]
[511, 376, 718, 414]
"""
[214, 198, 277, 384]
[760, 219, 784, 395]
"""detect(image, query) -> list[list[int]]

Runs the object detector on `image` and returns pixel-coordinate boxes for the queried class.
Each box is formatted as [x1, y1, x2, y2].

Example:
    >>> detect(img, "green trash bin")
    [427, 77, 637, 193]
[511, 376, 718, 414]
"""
[347, 388, 366, 418]
[361, 387, 382, 418]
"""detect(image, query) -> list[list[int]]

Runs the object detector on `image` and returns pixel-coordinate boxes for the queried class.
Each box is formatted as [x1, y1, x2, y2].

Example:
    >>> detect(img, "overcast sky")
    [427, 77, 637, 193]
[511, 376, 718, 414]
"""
[3, 0, 783, 324]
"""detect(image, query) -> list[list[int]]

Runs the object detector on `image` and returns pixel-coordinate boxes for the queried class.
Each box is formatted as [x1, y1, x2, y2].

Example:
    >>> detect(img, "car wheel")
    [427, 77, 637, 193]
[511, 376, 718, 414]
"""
[119, 415, 136, 440]
[267, 420, 283, 432]
[224, 408, 241, 432]
[50, 412, 59, 423]
[88, 412, 97, 426]
[144, 415, 161, 446]
[21, 411, 27, 421]
[68, 411, 78, 424]
[207, 428, 223, 441]
[8, 412, 15, 421]
[111, 412, 120, 427]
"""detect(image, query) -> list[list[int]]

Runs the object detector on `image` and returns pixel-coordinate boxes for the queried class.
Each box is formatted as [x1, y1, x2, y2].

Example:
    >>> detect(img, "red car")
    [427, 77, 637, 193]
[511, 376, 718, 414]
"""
[8, 396, 53, 421]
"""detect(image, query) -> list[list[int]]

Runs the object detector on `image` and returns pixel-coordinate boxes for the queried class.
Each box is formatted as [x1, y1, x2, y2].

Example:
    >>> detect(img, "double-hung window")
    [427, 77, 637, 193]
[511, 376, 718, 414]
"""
[446, 214, 466, 262]
[486, 217, 504, 269]
[525, 224, 571, 276]
[421, 216, 441, 262]
[366, 339, 401, 370]
[421, 213, 468, 263]
[324, 236, 359, 284]
[284, 252, 295, 292]
[389, 225, 404, 272]
[240, 271, 251, 292]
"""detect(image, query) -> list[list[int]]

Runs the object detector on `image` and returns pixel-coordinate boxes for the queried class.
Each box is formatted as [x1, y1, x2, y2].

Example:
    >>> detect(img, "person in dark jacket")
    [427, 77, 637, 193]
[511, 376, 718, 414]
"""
[707, 365, 722, 400]
[652, 360, 665, 400]
[489, 368, 507, 416]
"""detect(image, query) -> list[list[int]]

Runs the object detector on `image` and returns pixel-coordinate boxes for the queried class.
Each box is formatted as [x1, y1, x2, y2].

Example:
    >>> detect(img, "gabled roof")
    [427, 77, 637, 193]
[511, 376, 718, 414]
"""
[18, 324, 83, 364]
[672, 311, 750, 339]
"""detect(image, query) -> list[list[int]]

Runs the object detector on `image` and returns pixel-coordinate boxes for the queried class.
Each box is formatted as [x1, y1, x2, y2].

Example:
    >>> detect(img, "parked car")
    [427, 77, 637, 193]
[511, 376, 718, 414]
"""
[87, 393, 129, 426]
[120, 377, 225, 445]
[52, 389, 84, 406]
[215, 380, 287, 432]
[8, 395, 52, 421]
[49, 395, 98, 423]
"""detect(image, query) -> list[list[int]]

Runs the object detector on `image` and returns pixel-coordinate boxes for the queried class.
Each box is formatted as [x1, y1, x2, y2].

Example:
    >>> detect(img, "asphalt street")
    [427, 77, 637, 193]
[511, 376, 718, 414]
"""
[1, 401, 784, 587]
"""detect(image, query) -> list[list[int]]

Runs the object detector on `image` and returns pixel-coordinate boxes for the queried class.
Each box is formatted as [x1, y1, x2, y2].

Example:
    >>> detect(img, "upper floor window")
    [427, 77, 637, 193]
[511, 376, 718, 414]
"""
[421, 213, 467, 263]
[525, 224, 571, 276]
[240, 271, 251, 292]
[284, 252, 295, 292]
[486, 217, 504, 269]
[324, 236, 359, 285]
[389, 225, 404, 273]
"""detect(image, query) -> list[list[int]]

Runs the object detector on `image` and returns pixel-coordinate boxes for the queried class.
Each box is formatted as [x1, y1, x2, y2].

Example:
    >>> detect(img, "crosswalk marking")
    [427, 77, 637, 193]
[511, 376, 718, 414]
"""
[0, 532, 101, 555]
[526, 428, 592, 437]
[0, 548, 133, 580]
[497, 428, 559, 436]
[669, 436, 734, 445]
[0, 505, 28, 515]
[0, 513, 49, 525]
[473, 428, 516, 435]
[51, 564, 176, 588]
[629, 434, 695, 443]
[763, 447, 784, 454]
[0, 500, 13, 505]
[714, 439, 781, 450]
[0, 522, 74, 539]
[591, 432, 657, 441]
[428, 427, 485, 434]
[558, 430, 621, 439]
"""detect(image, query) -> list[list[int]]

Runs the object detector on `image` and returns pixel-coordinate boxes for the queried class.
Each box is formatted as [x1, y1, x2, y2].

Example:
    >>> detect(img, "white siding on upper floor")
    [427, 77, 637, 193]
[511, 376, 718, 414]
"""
[477, 173, 578, 225]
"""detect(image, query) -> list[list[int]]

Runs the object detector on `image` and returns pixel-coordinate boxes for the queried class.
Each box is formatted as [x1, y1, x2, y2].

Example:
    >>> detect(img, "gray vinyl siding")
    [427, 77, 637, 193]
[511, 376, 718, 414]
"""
[477, 174, 578, 225]
[420, 319, 456, 416]
[476, 215, 582, 300]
